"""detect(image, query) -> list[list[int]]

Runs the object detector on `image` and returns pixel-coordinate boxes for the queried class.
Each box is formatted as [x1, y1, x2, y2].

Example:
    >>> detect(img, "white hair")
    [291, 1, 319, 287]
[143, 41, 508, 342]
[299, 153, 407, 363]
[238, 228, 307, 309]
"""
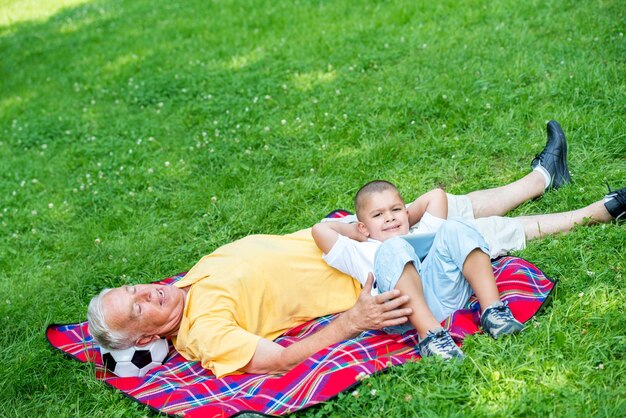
[87, 288, 137, 350]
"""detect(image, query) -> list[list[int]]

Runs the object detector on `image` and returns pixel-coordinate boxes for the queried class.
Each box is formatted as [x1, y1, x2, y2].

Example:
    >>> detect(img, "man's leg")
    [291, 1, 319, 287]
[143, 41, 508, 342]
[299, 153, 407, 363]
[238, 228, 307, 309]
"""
[465, 120, 571, 218]
[518, 200, 613, 240]
[465, 171, 546, 218]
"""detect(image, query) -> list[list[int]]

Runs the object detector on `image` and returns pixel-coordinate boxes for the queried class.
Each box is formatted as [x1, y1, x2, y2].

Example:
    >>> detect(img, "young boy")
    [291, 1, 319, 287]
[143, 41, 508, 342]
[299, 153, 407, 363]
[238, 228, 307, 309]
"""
[312, 181, 524, 360]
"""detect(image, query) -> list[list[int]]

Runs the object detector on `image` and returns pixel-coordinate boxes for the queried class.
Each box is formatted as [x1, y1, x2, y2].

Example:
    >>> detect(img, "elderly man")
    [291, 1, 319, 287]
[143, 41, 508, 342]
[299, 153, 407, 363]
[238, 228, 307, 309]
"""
[88, 121, 625, 377]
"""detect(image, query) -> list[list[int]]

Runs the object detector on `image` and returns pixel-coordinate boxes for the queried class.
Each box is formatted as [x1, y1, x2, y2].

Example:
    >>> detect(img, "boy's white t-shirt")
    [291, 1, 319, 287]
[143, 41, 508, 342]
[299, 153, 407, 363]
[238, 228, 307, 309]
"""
[322, 212, 445, 295]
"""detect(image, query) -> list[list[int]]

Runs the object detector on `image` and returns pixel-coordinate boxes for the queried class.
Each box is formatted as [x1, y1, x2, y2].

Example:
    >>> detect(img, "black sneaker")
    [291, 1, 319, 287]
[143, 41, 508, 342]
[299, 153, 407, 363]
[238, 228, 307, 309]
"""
[418, 328, 464, 359]
[481, 301, 525, 339]
[605, 185, 626, 221]
[531, 120, 572, 190]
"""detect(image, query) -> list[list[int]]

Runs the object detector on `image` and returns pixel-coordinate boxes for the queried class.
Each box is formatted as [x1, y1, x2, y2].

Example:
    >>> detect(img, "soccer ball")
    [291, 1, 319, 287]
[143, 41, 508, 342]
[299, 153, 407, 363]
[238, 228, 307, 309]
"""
[100, 338, 169, 377]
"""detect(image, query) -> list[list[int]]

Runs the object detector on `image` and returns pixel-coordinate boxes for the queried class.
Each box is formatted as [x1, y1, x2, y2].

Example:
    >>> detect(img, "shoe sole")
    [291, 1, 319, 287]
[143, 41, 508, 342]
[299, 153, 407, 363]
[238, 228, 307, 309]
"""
[547, 120, 571, 189]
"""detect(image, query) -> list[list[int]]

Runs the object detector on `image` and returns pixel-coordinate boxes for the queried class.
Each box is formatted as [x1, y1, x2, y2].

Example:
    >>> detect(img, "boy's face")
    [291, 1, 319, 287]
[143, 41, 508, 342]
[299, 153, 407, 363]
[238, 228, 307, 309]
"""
[358, 189, 410, 241]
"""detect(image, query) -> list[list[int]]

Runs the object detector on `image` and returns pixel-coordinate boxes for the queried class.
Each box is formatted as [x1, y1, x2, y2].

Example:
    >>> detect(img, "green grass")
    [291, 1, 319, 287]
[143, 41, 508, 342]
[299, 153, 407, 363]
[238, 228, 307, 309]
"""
[1, 0, 625, 415]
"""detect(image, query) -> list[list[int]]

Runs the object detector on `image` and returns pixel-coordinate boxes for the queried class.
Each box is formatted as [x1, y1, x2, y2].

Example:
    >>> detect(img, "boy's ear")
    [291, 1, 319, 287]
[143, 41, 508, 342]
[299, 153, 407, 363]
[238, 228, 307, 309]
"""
[357, 221, 370, 237]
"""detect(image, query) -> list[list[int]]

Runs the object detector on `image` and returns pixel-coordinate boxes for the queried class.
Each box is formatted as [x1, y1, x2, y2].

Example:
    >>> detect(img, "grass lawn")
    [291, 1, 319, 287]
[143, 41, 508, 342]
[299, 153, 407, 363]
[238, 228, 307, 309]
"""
[1, 0, 625, 416]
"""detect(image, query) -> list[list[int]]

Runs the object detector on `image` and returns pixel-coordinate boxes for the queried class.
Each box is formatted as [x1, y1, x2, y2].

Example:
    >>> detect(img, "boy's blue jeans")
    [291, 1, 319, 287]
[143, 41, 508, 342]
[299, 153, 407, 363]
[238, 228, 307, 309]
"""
[373, 218, 490, 334]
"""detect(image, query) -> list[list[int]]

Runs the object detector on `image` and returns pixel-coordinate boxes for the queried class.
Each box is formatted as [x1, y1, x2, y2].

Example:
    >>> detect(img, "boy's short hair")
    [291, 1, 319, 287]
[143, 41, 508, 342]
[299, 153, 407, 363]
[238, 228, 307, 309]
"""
[354, 180, 403, 219]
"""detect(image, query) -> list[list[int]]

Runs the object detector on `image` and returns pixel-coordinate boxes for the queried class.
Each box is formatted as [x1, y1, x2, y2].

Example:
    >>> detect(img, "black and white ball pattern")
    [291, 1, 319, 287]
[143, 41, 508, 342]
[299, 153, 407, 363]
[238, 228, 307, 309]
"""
[100, 338, 169, 377]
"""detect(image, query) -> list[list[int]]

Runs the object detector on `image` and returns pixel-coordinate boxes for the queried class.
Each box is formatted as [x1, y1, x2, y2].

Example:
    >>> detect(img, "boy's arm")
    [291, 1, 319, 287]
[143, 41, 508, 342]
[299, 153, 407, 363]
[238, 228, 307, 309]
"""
[311, 221, 368, 254]
[407, 188, 448, 226]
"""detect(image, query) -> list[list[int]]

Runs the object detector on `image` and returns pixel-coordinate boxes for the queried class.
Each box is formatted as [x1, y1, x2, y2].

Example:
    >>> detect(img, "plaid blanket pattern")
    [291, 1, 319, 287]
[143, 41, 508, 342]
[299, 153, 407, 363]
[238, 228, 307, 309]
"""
[47, 256, 555, 417]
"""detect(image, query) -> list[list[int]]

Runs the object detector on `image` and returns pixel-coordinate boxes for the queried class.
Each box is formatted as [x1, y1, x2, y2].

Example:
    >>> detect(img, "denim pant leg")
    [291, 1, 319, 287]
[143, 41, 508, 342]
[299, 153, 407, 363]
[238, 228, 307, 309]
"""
[420, 218, 491, 322]
[373, 237, 422, 334]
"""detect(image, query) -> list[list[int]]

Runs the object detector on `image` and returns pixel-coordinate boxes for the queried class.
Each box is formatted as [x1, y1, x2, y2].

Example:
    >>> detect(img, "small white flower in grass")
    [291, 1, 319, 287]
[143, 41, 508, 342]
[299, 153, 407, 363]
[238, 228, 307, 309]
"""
[211, 196, 217, 203]
[404, 394, 413, 402]
[12, 233, 18, 239]
[95, 238, 101, 245]
[48, 203, 54, 209]
[377, 87, 382, 92]
[31, 228, 37, 234]
[310, 168, 315, 173]
[31, 210, 37, 216]
[147, 187, 153, 193]
[264, 144, 270, 150]
[442, 94, 447, 100]
[335, 89, 341, 95]
[128, 149, 133, 154]
[281, 119, 287, 125]
[343, 114, 348, 119]
[162, 223, 168, 228]
[370, 389, 377, 396]
[355, 371, 368, 381]
[148, 168, 154, 174]
[41, 144, 48, 150]
[352, 390, 360, 398]
[148, 137, 155, 142]
[265, 95, 271, 100]
[245, 107, 250, 112]
[442, 124, 447, 129]
[32, 179, 39, 184]
[264, 127, 270, 132]
[422, 43, 428, 49]
[324, 112, 329, 117]
[164, 161, 171, 167]
[485, 103, 492, 109]
[279, 181, 284, 186]
[579, 291, 585, 297]
[386, 360, 393, 367]
[411, 120, 415, 125]
[122, 258, 127, 263]
[597, 363, 604, 370]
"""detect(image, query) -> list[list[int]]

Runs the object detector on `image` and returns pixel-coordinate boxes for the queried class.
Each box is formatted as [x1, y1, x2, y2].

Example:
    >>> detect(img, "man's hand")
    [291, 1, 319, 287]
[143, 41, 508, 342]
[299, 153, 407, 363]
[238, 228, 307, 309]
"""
[343, 273, 412, 334]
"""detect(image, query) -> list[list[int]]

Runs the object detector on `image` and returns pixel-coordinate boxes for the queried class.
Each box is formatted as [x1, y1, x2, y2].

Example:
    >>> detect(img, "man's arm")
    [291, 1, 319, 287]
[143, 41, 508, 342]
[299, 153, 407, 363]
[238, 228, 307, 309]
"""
[407, 188, 448, 226]
[241, 274, 412, 374]
[311, 221, 368, 254]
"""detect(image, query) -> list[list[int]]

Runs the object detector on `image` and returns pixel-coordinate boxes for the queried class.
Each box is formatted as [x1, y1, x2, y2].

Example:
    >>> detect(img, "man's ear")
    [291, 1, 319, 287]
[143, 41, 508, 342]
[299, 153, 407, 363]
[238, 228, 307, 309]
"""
[136, 334, 160, 347]
[357, 221, 370, 237]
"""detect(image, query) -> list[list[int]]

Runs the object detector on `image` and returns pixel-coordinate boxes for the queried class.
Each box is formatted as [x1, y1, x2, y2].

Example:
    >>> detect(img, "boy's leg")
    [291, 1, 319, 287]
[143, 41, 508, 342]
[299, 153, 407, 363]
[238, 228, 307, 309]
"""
[419, 219, 524, 338]
[392, 263, 445, 339]
[462, 120, 571, 218]
[461, 248, 500, 310]
[374, 238, 463, 359]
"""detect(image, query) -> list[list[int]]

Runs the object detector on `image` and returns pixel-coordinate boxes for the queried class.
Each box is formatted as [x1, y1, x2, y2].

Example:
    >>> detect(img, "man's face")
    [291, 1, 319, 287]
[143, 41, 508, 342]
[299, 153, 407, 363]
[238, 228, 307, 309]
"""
[358, 189, 410, 241]
[102, 284, 186, 345]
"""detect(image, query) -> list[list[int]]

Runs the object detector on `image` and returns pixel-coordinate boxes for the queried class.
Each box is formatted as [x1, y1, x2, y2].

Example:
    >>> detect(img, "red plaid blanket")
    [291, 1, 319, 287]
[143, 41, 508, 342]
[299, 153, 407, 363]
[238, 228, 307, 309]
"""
[47, 256, 555, 417]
